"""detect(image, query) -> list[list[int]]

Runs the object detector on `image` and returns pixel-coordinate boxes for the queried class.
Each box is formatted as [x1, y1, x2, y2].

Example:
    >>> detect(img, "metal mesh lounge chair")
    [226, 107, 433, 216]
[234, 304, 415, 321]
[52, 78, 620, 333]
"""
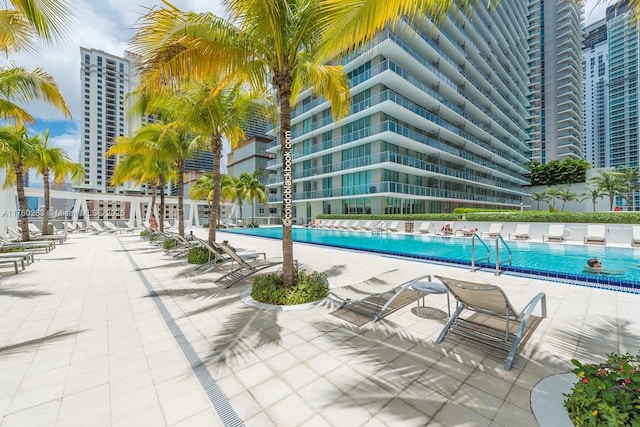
[584, 224, 606, 245]
[434, 275, 546, 370]
[213, 243, 286, 289]
[417, 222, 432, 234]
[329, 270, 432, 324]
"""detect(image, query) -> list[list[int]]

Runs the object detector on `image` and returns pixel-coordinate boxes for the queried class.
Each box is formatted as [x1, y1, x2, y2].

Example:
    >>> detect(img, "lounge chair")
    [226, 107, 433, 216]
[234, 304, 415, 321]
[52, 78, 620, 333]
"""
[543, 224, 566, 242]
[27, 223, 65, 243]
[632, 226, 640, 247]
[329, 270, 432, 324]
[0, 251, 34, 265]
[482, 223, 503, 239]
[434, 276, 547, 370]
[8, 227, 58, 248]
[103, 221, 125, 233]
[90, 222, 114, 235]
[213, 244, 286, 289]
[0, 256, 26, 274]
[584, 224, 606, 245]
[357, 220, 373, 231]
[509, 224, 530, 240]
[387, 221, 400, 232]
[416, 222, 432, 234]
[124, 221, 141, 232]
[437, 222, 455, 235]
[1, 237, 54, 253]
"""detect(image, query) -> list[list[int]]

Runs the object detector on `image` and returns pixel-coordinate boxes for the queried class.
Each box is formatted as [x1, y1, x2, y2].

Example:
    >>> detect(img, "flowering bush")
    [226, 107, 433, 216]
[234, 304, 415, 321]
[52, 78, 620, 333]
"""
[564, 353, 640, 426]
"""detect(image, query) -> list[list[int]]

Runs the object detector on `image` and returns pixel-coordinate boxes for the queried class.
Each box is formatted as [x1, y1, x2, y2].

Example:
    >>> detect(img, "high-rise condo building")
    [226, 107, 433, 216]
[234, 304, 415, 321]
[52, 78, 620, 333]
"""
[528, 0, 584, 164]
[266, 2, 532, 218]
[582, 19, 608, 168]
[606, 1, 639, 169]
[79, 47, 139, 193]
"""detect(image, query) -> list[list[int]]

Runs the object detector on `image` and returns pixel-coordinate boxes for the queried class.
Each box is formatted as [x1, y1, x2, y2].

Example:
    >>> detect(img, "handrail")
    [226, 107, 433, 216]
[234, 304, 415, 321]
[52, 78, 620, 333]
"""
[471, 234, 491, 272]
[371, 221, 386, 234]
[494, 233, 513, 276]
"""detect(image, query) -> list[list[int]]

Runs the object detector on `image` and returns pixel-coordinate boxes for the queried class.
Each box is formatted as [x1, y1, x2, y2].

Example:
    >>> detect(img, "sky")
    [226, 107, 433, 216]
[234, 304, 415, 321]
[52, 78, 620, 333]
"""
[9, 0, 612, 165]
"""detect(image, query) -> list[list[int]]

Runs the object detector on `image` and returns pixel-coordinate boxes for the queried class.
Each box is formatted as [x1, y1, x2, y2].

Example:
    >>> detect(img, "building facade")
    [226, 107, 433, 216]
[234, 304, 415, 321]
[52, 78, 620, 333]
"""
[582, 19, 609, 168]
[79, 48, 139, 193]
[266, 2, 532, 219]
[606, 1, 640, 169]
[528, 0, 584, 164]
[227, 135, 276, 224]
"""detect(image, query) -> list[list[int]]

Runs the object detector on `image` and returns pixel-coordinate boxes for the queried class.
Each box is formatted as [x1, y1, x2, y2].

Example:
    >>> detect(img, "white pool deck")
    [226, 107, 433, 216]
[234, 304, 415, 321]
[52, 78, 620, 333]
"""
[0, 228, 638, 426]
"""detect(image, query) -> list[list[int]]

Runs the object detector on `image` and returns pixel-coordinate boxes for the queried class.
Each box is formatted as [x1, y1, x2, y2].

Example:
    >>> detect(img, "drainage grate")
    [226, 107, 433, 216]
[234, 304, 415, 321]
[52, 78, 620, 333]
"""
[121, 239, 244, 427]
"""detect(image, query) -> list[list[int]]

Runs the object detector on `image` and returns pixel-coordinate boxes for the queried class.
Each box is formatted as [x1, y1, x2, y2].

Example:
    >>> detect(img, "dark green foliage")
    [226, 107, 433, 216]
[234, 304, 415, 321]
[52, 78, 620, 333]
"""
[187, 246, 210, 264]
[163, 239, 177, 250]
[140, 230, 149, 238]
[251, 270, 329, 305]
[564, 353, 640, 426]
[526, 159, 592, 186]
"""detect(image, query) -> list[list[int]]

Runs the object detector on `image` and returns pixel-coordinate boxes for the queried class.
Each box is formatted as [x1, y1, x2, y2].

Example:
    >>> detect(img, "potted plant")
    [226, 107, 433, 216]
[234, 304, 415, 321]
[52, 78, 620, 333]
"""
[564, 352, 640, 426]
[251, 270, 329, 305]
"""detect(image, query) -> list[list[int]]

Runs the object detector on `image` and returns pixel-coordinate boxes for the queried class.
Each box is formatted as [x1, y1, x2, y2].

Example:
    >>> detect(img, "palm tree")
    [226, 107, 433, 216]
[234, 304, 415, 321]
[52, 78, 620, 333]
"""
[530, 191, 549, 211]
[580, 187, 605, 212]
[545, 188, 563, 212]
[0, 0, 73, 124]
[139, 80, 262, 243]
[220, 174, 238, 226]
[32, 130, 84, 235]
[557, 188, 578, 212]
[0, 0, 73, 53]
[590, 170, 627, 211]
[239, 171, 267, 226]
[0, 125, 37, 241]
[616, 166, 640, 211]
[130, 0, 478, 287]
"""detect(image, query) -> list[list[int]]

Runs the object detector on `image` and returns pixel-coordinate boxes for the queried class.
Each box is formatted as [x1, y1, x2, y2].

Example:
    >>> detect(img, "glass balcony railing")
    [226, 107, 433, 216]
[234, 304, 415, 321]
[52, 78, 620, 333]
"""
[267, 181, 522, 206]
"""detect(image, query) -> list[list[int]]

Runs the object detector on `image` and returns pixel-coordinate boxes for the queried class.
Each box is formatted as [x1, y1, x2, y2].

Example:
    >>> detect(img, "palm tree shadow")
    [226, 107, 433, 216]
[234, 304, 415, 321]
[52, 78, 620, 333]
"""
[0, 329, 85, 356]
[0, 284, 51, 298]
[144, 286, 242, 319]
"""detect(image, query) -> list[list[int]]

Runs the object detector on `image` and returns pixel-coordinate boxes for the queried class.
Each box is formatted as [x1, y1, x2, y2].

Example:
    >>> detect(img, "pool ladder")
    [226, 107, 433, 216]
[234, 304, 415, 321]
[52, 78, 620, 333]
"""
[471, 233, 513, 275]
[371, 221, 387, 234]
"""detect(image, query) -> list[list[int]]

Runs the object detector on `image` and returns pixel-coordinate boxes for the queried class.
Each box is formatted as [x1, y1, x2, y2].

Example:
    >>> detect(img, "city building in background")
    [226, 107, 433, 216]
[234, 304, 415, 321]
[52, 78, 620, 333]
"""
[528, 0, 584, 164]
[266, 1, 532, 219]
[227, 135, 276, 223]
[78, 47, 140, 194]
[582, 18, 609, 168]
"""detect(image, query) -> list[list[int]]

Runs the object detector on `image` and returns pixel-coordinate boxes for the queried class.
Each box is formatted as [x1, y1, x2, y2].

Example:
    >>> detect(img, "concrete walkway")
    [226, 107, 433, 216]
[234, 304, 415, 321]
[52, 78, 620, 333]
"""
[0, 229, 638, 426]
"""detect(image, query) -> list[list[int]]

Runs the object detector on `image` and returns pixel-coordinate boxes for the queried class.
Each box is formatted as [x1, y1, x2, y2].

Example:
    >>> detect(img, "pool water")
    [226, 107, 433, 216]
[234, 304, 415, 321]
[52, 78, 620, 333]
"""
[220, 226, 640, 292]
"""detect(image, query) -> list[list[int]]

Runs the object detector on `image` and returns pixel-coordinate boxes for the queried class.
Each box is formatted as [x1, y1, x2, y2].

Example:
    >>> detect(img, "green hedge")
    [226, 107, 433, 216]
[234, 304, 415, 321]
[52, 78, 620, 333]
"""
[316, 212, 640, 224]
[187, 246, 210, 264]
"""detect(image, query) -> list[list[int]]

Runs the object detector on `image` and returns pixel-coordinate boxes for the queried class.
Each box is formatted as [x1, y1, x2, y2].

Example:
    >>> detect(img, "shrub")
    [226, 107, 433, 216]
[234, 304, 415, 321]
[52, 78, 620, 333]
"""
[140, 230, 149, 238]
[187, 246, 210, 264]
[163, 239, 177, 250]
[251, 270, 329, 305]
[564, 353, 640, 426]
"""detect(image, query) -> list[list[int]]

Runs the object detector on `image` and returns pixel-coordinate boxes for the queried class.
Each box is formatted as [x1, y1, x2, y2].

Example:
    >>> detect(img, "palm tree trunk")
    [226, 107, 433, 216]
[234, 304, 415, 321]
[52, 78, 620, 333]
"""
[15, 163, 30, 241]
[250, 200, 255, 226]
[150, 183, 157, 225]
[276, 73, 295, 287]
[159, 176, 166, 232]
[177, 161, 185, 238]
[42, 170, 51, 235]
[209, 135, 222, 244]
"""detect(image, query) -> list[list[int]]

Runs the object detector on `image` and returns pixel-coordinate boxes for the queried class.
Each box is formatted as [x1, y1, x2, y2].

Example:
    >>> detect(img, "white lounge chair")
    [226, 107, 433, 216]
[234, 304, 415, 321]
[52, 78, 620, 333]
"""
[416, 222, 432, 234]
[387, 221, 400, 232]
[482, 223, 503, 239]
[543, 224, 566, 242]
[632, 226, 640, 247]
[103, 221, 125, 233]
[584, 224, 606, 245]
[358, 220, 373, 231]
[213, 244, 286, 289]
[509, 224, 530, 240]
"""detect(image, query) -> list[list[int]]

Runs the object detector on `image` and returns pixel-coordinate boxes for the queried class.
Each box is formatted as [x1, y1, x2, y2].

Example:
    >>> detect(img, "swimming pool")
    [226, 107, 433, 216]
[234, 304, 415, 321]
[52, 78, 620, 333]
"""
[220, 226, 640, 293]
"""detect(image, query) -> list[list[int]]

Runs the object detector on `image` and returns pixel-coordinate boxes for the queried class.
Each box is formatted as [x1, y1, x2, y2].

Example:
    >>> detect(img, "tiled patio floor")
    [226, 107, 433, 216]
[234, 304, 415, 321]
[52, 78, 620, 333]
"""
[0, 229, 638, 426]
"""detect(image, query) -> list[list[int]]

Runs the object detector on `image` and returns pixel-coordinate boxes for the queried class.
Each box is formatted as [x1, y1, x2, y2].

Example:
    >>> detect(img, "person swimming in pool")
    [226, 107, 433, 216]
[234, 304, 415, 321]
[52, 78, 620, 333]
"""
[584, 258, 626, 275]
